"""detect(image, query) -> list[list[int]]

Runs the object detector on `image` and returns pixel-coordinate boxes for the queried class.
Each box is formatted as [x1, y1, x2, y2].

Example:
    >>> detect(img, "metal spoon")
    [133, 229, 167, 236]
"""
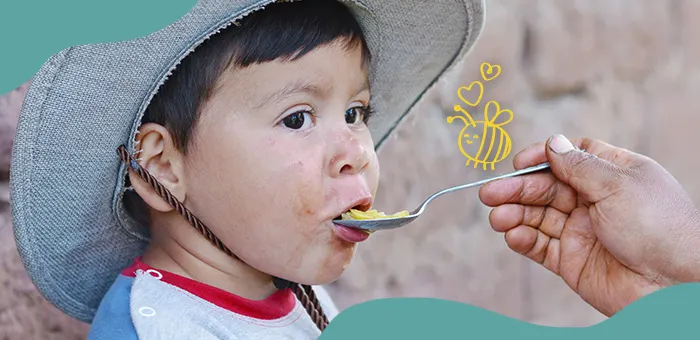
[333, 162, 553, 232]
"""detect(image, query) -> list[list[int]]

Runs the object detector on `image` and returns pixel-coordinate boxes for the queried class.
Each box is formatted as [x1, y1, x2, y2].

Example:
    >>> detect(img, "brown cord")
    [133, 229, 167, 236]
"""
[292, 284, 328, 331]
[117, 146, 234, 258]
[117, 145, 329, 331]
[302, 284, 330, 325]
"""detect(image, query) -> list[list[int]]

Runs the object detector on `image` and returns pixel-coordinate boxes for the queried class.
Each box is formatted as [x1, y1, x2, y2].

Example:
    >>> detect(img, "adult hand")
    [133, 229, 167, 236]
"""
[478, 134, 700, 317]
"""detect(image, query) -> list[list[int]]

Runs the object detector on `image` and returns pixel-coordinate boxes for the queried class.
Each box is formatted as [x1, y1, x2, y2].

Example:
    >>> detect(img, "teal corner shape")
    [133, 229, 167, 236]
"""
[320, 283, 700, 339]
[0, 0, 198, 95]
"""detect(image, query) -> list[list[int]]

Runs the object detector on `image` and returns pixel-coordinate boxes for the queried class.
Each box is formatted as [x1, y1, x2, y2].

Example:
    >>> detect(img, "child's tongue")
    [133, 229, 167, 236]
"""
[332, 223, 370, 243]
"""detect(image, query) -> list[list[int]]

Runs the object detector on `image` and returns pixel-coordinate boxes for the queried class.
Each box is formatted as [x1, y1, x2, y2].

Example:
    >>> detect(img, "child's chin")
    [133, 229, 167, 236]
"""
[308, 256, 355, 285]
[281, 243, 356, 285]
[290, 272, 343, 286]
[309, 272, 345, 286]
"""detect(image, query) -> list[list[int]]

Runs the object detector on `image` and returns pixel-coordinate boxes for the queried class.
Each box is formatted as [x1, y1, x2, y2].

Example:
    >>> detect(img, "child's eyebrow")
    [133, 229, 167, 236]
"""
[253, 79, 329, 110]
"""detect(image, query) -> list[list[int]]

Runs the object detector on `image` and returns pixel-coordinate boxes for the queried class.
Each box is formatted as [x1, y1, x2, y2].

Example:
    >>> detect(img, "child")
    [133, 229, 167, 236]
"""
[9, 0, 485, 338]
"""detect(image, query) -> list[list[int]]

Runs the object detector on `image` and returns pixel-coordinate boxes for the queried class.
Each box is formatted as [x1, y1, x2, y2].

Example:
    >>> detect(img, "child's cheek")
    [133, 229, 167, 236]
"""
[290, 160, 324, 223]
[285, 239, 306, 270]
[369, 152, 381, 197]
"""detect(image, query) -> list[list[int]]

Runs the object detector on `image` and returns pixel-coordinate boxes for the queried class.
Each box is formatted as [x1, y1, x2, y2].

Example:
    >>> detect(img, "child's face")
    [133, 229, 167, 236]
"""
[182, 40, 379, 284]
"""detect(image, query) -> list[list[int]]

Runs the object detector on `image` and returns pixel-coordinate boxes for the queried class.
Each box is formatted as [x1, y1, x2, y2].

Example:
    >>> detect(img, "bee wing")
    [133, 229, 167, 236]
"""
[484, 100, 514, 127]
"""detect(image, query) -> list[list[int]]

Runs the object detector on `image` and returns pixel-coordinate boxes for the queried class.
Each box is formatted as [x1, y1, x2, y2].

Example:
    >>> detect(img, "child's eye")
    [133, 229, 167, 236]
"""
[281, 110, 313, 130]
[345, 106, 372, 125]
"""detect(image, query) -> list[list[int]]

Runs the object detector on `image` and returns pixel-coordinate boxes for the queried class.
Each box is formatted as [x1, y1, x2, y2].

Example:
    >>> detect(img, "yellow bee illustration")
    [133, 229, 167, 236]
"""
[447, 100, 513, 171]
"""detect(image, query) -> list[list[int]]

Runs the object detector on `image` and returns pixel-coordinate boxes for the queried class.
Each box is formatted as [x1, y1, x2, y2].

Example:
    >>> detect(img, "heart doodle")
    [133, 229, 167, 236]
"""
[480, 62, 501, 82]
[457, 80, 484, 107]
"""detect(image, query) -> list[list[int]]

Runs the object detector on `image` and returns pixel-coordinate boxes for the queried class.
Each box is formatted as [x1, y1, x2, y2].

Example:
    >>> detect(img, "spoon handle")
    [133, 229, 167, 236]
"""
[447, 162, 551, 193]
[416, 162, 552, 213]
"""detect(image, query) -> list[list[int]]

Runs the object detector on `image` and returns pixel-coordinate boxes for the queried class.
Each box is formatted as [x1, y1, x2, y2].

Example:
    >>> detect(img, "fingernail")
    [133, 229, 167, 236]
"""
[549, 134, 575, 154]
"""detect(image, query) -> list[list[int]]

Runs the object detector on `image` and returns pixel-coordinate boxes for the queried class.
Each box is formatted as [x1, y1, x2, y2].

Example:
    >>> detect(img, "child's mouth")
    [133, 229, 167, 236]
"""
[331, 202, 373, 243]
[331, 221, 371, 243]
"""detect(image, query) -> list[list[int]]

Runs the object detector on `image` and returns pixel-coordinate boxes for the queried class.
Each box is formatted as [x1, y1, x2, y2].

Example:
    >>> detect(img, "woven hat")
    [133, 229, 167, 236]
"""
[10, 0, 485, 323]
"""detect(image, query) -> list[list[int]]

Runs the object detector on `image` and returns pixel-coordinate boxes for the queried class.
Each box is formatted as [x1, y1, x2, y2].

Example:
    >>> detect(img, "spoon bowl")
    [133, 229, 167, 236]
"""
[333, 213, 420, 231]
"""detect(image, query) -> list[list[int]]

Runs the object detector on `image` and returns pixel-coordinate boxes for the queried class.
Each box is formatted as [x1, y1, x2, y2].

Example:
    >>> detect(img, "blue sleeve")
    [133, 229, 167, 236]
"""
[87, 275, 139, 340]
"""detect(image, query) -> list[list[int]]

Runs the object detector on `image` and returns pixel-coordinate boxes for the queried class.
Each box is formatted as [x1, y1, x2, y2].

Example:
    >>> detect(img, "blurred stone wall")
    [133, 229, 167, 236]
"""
[328, 0, 700, 327]
[2, 0, 700, 338]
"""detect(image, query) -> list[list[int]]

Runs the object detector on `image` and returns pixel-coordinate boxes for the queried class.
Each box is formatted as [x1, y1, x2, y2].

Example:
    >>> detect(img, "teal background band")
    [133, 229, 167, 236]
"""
[0, 0, 197, 94]
[319, 283, 700, 339]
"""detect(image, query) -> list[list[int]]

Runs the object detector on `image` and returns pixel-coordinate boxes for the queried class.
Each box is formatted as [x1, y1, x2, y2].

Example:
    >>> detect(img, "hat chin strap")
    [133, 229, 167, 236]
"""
[116, 145, 328, 331]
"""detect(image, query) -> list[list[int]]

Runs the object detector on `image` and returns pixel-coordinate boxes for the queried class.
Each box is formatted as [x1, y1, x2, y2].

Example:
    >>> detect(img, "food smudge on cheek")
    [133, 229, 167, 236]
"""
[315, 234, 356, 282]
[291, 161, 322, 223]
[323, 187, 360, 279]
[285, 160, 325, 271]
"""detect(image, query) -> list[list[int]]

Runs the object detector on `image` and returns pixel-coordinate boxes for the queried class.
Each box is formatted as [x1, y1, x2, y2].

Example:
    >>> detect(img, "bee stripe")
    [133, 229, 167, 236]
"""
[494, 127, 505, 162]
[483, 125, 497, 164]
[505, 135, 512, 160]
[474, 122, 489, 162]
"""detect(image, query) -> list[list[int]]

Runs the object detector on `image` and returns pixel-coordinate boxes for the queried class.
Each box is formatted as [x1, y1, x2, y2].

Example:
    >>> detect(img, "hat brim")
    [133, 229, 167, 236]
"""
[10, 0, 485, 322]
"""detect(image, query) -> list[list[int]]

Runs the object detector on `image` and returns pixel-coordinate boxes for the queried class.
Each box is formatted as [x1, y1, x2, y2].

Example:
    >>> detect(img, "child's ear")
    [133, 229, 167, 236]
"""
[128, 123, 187, 213]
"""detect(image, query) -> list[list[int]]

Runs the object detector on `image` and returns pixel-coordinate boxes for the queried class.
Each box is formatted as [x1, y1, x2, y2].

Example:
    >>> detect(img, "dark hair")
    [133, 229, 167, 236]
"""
[142, 0, 372, 153]
[128, 0, 372, 332]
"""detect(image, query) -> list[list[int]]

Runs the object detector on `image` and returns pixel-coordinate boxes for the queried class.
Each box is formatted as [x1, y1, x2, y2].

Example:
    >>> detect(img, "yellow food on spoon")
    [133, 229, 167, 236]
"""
[341, 209, 410, 220]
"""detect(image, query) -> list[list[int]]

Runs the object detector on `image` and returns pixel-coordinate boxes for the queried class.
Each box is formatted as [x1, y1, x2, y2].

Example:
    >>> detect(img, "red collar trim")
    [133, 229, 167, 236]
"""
[120, 258, 296, 320]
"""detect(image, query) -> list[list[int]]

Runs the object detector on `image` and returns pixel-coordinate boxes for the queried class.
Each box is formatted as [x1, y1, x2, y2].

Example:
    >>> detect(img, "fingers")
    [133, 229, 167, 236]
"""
[479, 134, 649, 283]
[557, 207, 596, 290]
[489, 204, 568, 239]
[503, 225, 538, 254]
[571, 137, 641, 167]
[504, 135, 647, 204]
[545, 135, 629, 203]
[489, 204, 542, 232]
[478, 172, 579, 213]
[513, 142, 547, 170]
[503, 225, 561, 274]
[512, 138, 584, 170]
[494, 206, 598, 292]
[513, 137, 643, 170]
[489, 204, 568, 275]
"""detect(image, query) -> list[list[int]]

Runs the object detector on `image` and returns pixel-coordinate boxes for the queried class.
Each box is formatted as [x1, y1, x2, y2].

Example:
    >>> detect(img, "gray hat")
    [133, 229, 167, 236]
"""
[10, 0, 485, 323]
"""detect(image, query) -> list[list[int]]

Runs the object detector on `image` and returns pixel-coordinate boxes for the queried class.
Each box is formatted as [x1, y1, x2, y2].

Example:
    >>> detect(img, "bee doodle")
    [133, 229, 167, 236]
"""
[447, 63, 513, 171]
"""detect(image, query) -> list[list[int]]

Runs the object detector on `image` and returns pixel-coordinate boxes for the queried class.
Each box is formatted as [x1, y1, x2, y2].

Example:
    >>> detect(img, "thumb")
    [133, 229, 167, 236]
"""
[545, 134, 626, 203]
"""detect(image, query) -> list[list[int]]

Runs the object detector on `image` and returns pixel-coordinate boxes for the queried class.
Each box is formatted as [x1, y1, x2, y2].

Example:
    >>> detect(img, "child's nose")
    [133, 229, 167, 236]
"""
[328, 131, 369, 177]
